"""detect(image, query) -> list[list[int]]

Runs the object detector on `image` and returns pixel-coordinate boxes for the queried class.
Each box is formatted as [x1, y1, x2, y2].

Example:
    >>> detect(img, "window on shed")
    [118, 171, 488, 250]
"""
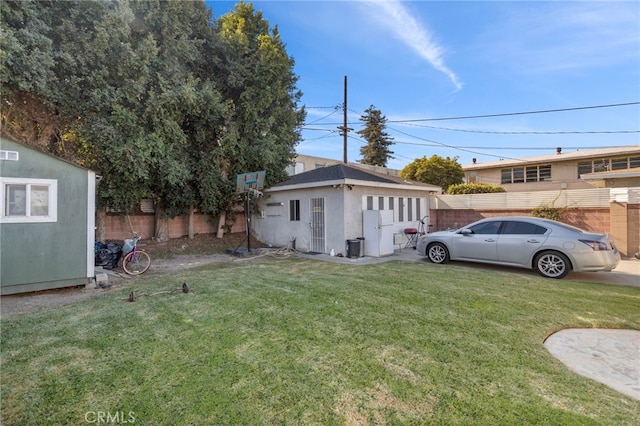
[398, 197, 404, 222]
[289, 200, 300, 221]
[1, 178, 57, 223]
[378, 197, 384, 210]
[366, 196, 373, 210]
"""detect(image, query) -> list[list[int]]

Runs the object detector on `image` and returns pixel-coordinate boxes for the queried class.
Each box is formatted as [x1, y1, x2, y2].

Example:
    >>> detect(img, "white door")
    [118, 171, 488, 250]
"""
[310, 198, 325, 253]
[378, 210, 395, 256]
[363, 210, 394, 257]
[363, 210, 380, 256]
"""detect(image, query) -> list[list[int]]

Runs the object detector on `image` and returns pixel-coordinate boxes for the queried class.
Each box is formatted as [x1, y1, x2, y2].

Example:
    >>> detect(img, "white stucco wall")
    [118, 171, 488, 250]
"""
[254, 183, 432, 254]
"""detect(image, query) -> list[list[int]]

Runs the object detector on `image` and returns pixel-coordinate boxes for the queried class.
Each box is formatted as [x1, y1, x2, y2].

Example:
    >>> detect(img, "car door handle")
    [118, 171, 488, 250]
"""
[484, 238, 496, 242]
[527, 239, 540, 243]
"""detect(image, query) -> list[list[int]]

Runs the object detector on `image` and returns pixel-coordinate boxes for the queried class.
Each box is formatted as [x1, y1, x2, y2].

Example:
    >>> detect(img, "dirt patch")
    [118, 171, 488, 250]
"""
[0, 233, 268, 318]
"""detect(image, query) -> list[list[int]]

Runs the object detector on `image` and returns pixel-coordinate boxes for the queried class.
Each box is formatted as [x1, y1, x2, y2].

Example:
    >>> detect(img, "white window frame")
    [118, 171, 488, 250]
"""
[0, 178, 58, 223]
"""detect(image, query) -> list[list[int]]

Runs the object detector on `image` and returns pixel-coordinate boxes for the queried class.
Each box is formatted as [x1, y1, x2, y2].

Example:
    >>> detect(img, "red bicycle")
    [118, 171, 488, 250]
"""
[121, 233, 151, 275]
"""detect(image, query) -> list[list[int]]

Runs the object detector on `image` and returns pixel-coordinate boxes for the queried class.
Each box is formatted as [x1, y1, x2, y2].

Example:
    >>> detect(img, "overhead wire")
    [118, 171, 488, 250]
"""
[299, 101, 640, 161]
[399, 122, 640, 135]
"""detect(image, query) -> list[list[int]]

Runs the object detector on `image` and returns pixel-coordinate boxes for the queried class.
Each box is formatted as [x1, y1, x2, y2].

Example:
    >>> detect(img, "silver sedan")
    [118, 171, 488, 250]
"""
[416, 216, 621, 279]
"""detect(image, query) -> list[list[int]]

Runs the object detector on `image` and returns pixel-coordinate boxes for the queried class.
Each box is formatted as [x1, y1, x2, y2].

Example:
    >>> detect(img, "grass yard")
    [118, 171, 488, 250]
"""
[1, 258, 639, 425]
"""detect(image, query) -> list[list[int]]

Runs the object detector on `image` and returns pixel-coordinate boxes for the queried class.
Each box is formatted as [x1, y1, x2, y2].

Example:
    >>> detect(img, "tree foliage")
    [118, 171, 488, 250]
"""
[356, 105, 394, 167]
[400, 155, 464, 191]
[0, 0, 305, 227]
[446, 183, 506, 194]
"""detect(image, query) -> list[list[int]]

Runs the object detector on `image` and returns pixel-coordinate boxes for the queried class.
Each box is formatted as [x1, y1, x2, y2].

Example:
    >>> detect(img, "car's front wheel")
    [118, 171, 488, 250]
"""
[534, 251, 570, 279]
[427, 242, 449, 264]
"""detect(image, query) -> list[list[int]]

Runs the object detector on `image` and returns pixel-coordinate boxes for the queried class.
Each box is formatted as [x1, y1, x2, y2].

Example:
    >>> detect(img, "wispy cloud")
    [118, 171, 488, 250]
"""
[358, 0, 462, 90]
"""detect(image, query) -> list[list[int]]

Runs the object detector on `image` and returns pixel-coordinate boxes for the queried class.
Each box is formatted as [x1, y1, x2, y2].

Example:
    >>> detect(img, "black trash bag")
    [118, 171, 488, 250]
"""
[95, 242, 123, 270]
[95, 249, 111, 267]
[107, 242, 122, 254]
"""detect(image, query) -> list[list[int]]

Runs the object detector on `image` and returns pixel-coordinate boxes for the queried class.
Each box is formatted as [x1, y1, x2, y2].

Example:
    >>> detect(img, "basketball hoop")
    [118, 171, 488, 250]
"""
[236, 171, 265, 194]
[234, 171, 266, 254]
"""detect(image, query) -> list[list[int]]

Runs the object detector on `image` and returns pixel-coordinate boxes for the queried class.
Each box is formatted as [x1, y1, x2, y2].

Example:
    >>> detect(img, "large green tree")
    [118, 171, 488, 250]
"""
[356, 105, 394, 167]
[400, 155, 464, 191]
[212, 2, 305, 188]
[1, 0, 305, 241]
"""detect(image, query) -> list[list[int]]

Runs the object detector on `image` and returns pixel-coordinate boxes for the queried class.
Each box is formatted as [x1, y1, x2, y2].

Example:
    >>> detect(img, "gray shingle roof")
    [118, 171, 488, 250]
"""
[273, 163, 439, 189]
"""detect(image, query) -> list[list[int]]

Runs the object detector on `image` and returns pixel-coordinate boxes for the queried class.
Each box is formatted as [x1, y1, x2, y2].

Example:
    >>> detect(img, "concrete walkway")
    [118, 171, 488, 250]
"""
[544, 329, 640, 400]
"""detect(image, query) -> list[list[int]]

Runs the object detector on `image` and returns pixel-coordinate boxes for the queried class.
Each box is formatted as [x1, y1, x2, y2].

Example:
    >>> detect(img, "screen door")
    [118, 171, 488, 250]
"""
[310, 197, 325, 253]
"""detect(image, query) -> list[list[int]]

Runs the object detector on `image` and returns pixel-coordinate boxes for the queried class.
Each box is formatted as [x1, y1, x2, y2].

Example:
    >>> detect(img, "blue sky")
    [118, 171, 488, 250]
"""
[207, 1, 640, 170]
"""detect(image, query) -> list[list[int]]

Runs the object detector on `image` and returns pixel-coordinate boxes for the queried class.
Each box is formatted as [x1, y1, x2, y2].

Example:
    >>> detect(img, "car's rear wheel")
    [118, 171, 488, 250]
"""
[534, 251, 570, 279]
[427, 242, 449, 264]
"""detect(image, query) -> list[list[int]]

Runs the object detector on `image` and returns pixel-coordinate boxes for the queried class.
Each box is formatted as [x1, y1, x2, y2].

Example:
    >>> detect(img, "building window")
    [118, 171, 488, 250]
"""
[539, 165, 551, 181]
[407, 198, 413, 221]
[610, 156, 640, 170]
[576, 157, 637, 177]
[398, 197, 404, 222]
[0, 150, 19, 161]
[577, 161, 593, 176]
[366, 196, 373, 210]
[501, 164, 552, 184]
[378, 196, 384, 210]
[1, 178, 57, 223]
[289, 200, 300, 221]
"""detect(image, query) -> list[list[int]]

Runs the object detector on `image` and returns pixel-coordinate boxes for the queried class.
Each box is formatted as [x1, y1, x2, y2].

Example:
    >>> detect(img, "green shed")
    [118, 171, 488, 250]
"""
[1, 137, 96, 295]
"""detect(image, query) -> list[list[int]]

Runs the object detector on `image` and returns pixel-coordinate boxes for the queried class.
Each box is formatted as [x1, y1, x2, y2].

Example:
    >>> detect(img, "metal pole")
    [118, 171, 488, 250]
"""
[343, 75, 348, 164]
[246, 191, 251, 253]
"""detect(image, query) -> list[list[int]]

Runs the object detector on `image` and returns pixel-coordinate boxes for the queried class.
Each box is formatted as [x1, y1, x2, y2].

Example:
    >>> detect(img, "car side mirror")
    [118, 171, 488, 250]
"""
[459, 229, 473, 236]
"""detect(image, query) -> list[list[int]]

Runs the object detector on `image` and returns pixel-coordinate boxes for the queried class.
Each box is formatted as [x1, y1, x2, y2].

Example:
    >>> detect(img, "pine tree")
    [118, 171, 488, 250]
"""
[356, 105, 394, 167]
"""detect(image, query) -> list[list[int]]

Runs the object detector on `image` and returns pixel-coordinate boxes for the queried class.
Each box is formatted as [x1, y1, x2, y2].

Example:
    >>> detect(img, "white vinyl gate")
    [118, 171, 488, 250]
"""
[310, 197, 325, 253]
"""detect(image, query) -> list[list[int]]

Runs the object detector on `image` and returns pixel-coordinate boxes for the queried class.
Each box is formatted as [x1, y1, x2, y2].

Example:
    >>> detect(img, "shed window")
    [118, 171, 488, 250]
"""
[1, 178, 57, 223]
[366, 196, 373, 210]
[289, 200, 300, 221]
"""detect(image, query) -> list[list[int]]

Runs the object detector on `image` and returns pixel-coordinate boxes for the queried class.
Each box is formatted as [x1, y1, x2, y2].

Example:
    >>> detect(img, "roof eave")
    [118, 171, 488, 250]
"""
[268, 178, 441, 193]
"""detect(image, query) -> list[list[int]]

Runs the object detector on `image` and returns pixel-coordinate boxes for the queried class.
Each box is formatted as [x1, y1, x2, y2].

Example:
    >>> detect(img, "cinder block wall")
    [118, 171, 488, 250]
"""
[429, 206, 640, 257]
[430, 208, 608, 233]
[609, 203, 640, 257]
[105, 213, 245, 241]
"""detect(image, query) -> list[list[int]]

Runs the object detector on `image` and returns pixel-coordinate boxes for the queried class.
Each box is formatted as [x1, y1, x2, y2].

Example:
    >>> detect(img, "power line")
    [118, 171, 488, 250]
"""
[303, 101, 640, 127]
[400, 122, 640, 135]
[389, 101, 640, 123]
[393, 141, 638, 150]
[305, 106, 341, 126]
[387, 125, 521, 161]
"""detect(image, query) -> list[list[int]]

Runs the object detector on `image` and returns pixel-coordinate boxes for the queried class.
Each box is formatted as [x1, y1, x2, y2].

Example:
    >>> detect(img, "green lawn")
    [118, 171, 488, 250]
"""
[1, 258, 639, 425]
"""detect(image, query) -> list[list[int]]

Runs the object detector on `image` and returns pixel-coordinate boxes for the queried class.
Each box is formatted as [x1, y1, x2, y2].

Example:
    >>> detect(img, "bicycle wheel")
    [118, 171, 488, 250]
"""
[122, 250, 151, 275]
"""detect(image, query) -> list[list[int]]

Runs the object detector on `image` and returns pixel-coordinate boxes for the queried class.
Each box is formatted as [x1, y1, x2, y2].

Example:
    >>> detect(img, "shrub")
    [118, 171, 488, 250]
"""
[531, 203, 563, 221]
[446, 183, 506, 194]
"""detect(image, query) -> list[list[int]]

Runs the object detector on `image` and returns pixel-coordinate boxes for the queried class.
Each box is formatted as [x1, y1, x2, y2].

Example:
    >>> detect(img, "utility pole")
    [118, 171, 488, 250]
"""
[338, 75, 352, 164]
